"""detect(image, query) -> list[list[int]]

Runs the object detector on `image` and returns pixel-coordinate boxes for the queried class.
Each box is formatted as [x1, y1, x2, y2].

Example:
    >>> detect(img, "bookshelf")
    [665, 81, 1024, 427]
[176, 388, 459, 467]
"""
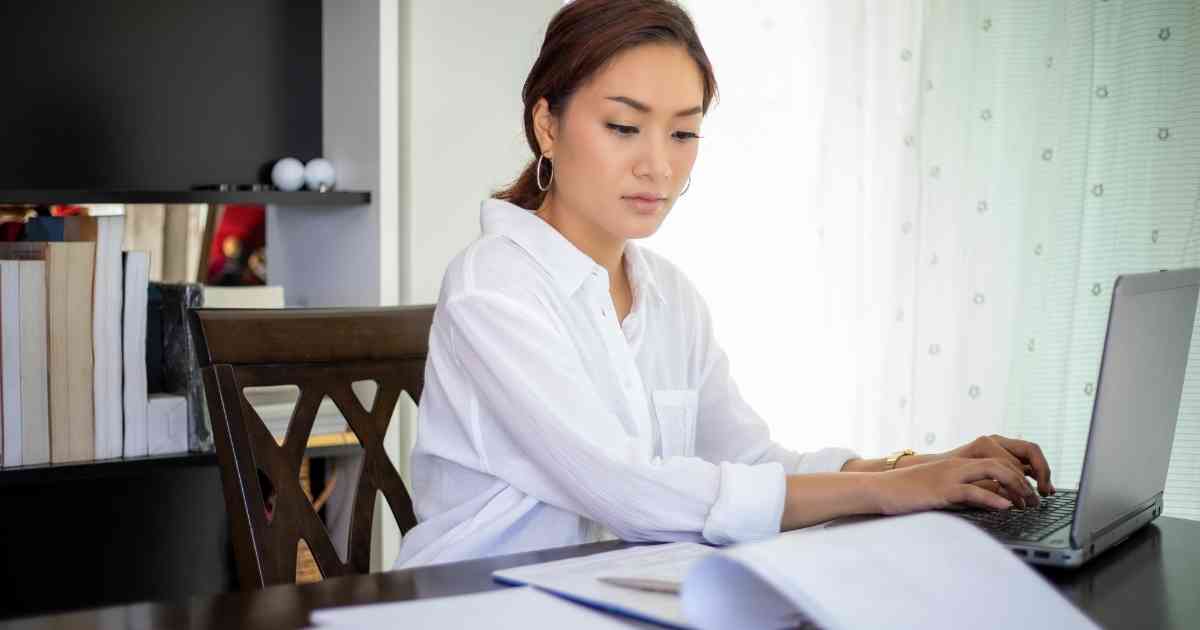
[0, 432, 362, 487]
[0, 189, 371, 206]
[0, 190, 377, 473]
[0, 189, 383, 618]
[0, 1, 399, 619]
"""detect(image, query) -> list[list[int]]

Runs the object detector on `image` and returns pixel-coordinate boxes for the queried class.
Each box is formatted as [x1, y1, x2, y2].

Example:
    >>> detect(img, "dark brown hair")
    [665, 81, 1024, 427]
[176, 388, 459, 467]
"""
[493, 0, 719, 211]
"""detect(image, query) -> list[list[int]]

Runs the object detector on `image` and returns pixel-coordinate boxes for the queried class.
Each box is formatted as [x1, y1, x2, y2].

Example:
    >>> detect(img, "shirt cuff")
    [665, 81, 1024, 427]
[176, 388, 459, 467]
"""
[793, 447, 861, 474]
[701, 461, 786, 545]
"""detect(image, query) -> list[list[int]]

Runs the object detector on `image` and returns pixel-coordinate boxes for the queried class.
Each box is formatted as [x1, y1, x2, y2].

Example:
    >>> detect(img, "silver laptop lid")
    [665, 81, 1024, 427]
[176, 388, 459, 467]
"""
[1072, 268, 1200, 548]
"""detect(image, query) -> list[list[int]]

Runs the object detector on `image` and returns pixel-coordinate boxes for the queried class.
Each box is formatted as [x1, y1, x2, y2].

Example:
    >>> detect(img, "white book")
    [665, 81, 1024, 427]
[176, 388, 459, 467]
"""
[161, 204, 199, 283]
[18, 261, 49, 466]
[121, 204, 166, 281]
[0, 262, 20, 467]
[93, 215, 126, 459]
[495, 513, 1098, 630]
[310, 586, 632, 629]
[146, 393, 188, 455]
[122, 252, 150, 457]
[201, 285, 285, 309]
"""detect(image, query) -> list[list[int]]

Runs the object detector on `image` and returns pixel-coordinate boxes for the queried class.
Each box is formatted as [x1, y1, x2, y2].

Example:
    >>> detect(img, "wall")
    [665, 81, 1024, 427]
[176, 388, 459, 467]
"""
[0, 0, 321, 189]
[401, 2, 561, 305]
[269, 0, 398, 311]
[382, 0, 563, 568]
[311, 0, 561, 571]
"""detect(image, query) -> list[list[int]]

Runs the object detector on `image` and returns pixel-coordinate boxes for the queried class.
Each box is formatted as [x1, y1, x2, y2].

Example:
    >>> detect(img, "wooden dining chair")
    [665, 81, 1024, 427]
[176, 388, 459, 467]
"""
[189, 306, 435, 589]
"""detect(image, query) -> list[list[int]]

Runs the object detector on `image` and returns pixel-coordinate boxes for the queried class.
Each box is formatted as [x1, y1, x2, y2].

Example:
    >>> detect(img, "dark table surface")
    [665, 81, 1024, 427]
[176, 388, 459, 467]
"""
[3, 516, 1196, 629]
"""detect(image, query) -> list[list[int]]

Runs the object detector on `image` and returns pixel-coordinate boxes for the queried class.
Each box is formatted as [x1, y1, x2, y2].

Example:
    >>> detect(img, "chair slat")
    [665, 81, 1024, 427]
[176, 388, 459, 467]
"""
[192, 306, 432, 589]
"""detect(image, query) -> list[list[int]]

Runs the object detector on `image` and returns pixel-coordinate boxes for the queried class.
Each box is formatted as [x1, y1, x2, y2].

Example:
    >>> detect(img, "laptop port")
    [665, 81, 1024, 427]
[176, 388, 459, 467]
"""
[1013, 549, 1027, 557]
[1034, 551, 1051, 559]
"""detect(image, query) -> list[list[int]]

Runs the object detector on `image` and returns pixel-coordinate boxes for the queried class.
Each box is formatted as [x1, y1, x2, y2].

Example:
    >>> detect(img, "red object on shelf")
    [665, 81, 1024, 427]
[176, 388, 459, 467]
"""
[0, 222, 22, 241]
[207, 204, 266, 284]
[50, 205, 87, 217]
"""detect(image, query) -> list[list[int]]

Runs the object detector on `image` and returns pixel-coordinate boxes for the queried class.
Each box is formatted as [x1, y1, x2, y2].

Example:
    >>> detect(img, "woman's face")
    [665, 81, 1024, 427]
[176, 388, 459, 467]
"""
[534, 43, 704, 241]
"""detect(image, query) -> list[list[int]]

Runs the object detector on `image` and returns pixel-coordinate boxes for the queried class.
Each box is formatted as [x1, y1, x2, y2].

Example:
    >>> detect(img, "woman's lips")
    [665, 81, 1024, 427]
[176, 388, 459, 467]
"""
[624, 196, 664, 213]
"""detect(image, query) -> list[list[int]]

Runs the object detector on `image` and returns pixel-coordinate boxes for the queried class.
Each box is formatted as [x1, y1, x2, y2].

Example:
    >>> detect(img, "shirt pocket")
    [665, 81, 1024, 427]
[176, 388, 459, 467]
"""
[651, 389, 699, 458]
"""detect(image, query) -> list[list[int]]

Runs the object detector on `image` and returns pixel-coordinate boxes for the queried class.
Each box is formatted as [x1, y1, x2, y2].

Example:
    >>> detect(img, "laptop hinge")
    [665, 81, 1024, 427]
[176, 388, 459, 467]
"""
[1072, 493, 1161, 549]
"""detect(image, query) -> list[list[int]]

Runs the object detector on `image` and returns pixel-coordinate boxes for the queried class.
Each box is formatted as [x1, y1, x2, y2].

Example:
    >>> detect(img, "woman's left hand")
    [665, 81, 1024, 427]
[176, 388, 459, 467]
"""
[942, 434, 1055, 501]
[848, 434, 1056, 507]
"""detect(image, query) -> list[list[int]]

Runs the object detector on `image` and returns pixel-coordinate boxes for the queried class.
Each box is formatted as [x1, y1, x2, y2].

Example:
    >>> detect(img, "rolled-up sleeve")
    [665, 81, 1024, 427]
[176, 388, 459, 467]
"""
[444, 288, 785, 545]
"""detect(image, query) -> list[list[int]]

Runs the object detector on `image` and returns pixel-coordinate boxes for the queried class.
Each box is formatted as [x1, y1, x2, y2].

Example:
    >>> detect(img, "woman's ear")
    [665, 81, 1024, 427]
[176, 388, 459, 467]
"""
[532, 96, 558, 158]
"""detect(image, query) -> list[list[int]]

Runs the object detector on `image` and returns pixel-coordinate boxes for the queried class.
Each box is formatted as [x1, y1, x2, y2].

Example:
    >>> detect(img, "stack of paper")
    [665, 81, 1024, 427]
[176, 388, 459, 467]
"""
[497, 513, 1098, 630]
[122, 252, 150, 457]
[312, 513, 1096, 630]
[494, 542, 713, 627]
[310, 586, 634, 629]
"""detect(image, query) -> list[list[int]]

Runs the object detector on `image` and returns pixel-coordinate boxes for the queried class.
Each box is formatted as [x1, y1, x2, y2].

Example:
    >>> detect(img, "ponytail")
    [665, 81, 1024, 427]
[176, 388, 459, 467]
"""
[494, 156, 549, 211]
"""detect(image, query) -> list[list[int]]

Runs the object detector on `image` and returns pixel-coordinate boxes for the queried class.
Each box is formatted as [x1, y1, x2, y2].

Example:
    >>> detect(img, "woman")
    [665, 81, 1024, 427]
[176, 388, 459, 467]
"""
[394, 0, 1053, 568]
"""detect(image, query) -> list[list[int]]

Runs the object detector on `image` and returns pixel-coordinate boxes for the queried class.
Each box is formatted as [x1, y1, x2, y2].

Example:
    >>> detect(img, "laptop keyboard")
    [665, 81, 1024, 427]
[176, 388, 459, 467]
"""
[956, 490, 1077, 542]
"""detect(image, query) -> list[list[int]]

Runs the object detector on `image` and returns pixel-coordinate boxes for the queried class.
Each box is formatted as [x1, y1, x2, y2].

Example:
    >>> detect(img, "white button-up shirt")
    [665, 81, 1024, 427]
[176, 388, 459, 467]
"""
[393, 199, 858, 568]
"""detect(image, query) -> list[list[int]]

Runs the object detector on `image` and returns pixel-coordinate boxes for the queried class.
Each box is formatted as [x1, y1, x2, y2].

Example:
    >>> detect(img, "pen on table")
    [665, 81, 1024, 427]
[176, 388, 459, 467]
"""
[597, 576, 681, 594]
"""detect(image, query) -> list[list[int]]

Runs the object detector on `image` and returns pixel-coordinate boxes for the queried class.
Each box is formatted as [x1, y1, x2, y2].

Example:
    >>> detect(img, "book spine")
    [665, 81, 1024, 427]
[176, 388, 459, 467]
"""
[18, 261, 50, 466]
[67, 243, 95, 462]
[122, 252, 149, 458]
[0, 262, 21, 467]
[46, 244, 71, 462]
[93, 217, 124, 459]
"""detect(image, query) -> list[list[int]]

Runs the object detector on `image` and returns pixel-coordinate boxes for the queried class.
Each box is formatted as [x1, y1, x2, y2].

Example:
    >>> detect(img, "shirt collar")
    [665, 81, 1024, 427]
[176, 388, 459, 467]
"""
[480, 198, 597, 297]
[623, 238, 667, 307]
[480, 198, 666, 306]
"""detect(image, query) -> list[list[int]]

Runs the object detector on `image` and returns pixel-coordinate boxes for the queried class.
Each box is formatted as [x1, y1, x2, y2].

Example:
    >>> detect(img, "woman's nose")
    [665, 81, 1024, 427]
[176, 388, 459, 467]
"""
[635, 137, 673, 182]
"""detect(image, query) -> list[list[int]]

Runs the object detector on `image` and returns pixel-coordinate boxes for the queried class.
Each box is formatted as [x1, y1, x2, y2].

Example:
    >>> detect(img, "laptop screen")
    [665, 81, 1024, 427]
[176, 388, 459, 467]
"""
[1074, 269, 1200, 543]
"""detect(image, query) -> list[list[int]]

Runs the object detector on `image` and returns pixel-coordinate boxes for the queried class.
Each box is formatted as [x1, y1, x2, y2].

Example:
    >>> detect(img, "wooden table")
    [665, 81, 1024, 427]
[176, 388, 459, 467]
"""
[2, 517, 1196, 629]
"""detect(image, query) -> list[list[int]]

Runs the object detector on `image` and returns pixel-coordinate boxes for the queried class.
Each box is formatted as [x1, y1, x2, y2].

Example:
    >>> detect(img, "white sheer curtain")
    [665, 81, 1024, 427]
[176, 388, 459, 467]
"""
[652, 0, 1199, 520]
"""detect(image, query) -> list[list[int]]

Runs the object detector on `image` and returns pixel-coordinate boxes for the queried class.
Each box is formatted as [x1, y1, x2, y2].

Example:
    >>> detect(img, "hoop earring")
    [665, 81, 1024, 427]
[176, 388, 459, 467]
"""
[536, 153, 554, 192]
[680, 176, 692, 197]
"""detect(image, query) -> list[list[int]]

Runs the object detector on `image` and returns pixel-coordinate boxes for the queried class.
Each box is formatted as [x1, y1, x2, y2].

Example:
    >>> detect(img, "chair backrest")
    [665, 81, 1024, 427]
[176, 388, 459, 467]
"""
[189, 306, 435, 589]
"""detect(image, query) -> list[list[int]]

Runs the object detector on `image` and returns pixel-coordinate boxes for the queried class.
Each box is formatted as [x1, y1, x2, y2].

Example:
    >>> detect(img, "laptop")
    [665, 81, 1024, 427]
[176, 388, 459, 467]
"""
[957, 268, 1200, 568]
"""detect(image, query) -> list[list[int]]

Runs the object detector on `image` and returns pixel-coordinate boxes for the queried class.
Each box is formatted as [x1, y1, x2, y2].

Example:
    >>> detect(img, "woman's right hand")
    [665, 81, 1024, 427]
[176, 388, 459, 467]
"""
[872, 457, 1038, 515]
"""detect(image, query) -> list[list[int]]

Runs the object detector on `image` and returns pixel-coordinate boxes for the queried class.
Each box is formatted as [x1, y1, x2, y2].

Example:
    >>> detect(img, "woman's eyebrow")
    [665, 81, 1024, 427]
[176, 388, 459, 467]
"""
[606, 95, 702, 117]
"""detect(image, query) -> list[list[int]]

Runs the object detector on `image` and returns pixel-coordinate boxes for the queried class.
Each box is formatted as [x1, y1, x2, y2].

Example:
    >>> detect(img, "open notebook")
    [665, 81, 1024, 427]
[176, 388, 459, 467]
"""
[492, 512, 1098, 630]
[309, 587, 636, 629]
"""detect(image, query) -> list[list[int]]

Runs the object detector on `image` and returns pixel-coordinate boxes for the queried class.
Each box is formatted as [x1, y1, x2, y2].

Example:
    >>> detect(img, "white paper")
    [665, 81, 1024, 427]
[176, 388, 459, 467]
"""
[146, 394, 188, 455]
[94, 216, 125, 459]
[309, 585, 636, 629]
[681, 512, 1099, 630]
[122, 252, 149, 458]
[19, 261, 49, 465]
[494, 542, 716, 629]
[1, 262, 23, 467]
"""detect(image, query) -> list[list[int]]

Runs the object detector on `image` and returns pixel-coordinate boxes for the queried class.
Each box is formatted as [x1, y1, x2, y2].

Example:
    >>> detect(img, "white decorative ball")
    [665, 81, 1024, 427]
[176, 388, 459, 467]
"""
[271, 157, 305, 192]
[304, 158, 336, 191]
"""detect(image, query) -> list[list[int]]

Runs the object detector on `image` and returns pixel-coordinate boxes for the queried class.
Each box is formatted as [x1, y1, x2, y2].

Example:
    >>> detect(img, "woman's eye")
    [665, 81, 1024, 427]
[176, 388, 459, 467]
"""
[673, 131, 700, 141]
[607, 123, 638, 136]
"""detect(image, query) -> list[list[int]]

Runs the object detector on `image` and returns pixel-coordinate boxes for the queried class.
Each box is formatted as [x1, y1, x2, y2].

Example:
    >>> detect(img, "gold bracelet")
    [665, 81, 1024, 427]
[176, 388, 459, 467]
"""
[885, 448, 916, 471]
